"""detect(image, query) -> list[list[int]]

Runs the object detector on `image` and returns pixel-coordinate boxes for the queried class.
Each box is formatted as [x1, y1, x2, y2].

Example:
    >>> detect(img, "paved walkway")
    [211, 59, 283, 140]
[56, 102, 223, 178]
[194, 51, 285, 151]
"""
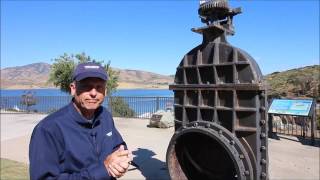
[1, 113, 319, 179]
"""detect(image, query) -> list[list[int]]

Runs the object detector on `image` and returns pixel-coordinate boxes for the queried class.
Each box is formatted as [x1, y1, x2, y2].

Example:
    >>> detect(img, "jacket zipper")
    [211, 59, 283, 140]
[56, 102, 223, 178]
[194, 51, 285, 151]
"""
[91, 124, 99, 158]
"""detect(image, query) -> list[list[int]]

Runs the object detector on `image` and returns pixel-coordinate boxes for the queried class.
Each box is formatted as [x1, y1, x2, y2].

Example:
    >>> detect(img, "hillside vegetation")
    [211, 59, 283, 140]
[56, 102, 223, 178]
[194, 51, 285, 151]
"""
[265, 65, 319, 101]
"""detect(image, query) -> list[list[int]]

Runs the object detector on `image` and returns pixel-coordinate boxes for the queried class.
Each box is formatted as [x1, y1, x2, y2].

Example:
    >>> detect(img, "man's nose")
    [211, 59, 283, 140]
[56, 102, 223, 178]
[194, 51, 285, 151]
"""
[89, 88, 97, 96]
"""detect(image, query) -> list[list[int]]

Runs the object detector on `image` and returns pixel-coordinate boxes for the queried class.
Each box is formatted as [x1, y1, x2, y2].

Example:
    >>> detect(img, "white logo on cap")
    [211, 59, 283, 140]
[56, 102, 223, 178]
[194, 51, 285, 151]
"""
[84, 65, 99, 69]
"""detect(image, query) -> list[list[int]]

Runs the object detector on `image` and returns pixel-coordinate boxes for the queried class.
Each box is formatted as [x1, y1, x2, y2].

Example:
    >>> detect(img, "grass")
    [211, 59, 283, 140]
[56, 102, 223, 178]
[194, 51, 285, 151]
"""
[0, 158, 29, 180]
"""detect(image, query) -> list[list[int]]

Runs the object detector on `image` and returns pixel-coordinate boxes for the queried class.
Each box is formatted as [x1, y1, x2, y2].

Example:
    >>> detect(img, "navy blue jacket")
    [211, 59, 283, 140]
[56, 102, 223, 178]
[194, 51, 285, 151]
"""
[29, 102, 125, 180]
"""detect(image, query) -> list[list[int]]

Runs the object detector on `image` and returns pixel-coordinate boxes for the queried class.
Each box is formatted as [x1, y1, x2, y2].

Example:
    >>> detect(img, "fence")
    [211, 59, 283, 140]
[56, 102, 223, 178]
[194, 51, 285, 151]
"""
[270, 114, 320, 139]
[2, 95, 318, 138]
[0, 96, 174, 119]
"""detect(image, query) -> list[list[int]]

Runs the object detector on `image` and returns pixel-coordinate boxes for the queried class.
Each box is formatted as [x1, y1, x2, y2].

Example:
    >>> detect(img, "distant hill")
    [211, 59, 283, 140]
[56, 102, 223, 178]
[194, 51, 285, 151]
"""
[265, 65, 319, 101]
[1, 63, 52, 89]
[113, 68, 173, 89]
[0, 63, 174, 89]
[1, 63, 319, 100]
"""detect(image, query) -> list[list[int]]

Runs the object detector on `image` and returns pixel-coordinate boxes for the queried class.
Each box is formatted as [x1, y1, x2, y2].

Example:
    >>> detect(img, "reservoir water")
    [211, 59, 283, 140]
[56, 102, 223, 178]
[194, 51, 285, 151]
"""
[0, 89, 174, 117]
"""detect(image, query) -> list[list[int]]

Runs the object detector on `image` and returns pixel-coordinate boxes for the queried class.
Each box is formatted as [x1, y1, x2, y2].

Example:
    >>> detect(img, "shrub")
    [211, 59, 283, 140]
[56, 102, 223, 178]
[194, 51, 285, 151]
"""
[109, 97, 135, 118]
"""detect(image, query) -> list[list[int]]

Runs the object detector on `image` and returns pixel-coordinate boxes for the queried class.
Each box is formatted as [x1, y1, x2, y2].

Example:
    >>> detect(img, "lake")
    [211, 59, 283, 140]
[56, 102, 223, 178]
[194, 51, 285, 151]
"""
[0, 88, 173, 97]
[0, 89, 174, 116]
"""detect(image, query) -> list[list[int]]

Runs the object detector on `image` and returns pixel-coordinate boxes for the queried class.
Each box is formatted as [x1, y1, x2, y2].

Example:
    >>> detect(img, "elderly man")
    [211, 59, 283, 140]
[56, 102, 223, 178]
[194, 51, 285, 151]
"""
[29, 62, 132, 179]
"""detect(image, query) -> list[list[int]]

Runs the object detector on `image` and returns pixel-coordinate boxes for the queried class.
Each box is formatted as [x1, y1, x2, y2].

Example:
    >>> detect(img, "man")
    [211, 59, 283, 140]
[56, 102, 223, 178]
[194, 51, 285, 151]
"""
[29, 62, 132, 179]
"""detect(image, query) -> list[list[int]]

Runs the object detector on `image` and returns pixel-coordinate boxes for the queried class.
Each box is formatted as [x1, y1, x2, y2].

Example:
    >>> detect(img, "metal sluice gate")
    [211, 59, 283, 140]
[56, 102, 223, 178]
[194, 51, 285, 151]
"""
[166, 1, 268, 180]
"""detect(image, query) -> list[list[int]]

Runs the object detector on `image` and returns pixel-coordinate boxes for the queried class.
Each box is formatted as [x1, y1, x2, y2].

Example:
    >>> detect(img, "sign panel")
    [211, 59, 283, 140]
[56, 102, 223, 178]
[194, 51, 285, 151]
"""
[268, 99, 313, 116]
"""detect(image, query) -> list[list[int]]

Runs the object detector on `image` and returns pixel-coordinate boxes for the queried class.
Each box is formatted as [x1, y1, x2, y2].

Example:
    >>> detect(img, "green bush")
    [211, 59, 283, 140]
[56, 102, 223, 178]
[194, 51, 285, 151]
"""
[109, 97, 135, 118]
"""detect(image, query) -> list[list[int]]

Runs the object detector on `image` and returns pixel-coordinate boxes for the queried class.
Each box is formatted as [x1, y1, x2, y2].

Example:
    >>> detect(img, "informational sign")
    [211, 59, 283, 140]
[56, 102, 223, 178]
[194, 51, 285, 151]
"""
[268, 99, 313, 116]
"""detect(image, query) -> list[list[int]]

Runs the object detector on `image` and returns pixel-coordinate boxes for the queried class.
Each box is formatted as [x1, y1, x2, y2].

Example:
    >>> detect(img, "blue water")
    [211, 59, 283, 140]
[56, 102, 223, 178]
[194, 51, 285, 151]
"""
[0, 88, 173, 97]
[0, 89, 174, 115]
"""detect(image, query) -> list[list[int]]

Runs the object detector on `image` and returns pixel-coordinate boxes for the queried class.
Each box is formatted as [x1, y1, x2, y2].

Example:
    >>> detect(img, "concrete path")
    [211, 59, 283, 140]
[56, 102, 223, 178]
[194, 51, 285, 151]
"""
[268, 135, 319, 180]
[1, 113, 319, 179]
[0, 113, 46, 141]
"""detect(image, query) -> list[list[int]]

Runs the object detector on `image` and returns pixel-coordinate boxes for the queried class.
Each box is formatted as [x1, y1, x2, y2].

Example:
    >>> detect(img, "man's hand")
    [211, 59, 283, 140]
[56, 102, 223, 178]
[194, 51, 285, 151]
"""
[104, 145, 133, 178]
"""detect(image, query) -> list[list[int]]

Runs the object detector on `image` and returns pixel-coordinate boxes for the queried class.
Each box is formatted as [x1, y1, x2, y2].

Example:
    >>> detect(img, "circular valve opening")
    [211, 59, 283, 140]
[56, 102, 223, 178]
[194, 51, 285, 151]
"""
[167, 125, 253, 180]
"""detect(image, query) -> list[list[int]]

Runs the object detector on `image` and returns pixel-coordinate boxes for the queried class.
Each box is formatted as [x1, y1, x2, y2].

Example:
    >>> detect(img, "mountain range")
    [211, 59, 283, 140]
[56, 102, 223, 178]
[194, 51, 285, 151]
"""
[1, 63, 319, 101]
[0, 63, 174, 89]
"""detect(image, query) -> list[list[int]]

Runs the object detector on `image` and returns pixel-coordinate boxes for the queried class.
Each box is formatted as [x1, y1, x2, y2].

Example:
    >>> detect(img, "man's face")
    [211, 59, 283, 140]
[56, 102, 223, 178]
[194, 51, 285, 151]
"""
[70, 77, 106, 111]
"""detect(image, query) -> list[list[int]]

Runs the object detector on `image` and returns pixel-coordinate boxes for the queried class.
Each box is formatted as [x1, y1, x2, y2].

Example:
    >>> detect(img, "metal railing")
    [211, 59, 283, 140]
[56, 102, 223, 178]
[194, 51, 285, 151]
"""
[2, 95, 318, 138]
[0, 96, 174, 119]
[270, 115, 320, 139]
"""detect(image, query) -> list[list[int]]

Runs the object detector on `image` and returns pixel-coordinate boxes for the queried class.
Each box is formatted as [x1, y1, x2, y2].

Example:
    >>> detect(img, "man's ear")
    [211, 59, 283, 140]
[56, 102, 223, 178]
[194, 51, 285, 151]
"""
[105, 86, 108, 96]
[70, 82, 76, 96]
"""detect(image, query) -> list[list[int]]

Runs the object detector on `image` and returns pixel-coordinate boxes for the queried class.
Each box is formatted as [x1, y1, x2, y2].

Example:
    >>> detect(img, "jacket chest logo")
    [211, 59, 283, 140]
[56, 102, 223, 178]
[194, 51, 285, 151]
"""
[106, 131, 112, 137]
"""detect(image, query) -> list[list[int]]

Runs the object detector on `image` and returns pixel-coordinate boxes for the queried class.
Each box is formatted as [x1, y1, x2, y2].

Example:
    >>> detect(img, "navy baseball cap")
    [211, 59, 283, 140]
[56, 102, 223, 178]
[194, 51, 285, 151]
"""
[72, 62, 108, 81]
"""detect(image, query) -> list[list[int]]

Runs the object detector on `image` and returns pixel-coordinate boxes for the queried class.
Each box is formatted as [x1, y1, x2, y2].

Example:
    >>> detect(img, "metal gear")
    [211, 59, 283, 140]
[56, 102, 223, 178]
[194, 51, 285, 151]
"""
[198, 0, 231, 25]
[199, 0, 229, 11]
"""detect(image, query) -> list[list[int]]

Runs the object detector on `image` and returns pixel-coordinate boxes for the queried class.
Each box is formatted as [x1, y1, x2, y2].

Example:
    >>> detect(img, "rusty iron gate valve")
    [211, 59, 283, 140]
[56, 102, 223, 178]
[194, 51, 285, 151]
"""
[166, 0, 268, 180]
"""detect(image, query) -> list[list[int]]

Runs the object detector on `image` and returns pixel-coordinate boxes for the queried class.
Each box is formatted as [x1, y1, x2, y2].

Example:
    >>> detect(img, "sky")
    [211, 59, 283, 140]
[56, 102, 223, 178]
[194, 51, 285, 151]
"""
[1, 0, 319, 76]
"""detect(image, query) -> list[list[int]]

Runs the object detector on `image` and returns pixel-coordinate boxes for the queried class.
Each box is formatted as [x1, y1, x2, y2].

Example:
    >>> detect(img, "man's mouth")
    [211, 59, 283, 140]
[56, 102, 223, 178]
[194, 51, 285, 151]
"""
[86, 99, 98, 103]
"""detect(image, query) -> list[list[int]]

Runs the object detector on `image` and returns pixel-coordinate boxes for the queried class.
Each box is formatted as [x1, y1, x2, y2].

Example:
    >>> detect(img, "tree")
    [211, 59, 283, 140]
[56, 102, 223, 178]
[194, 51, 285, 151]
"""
[20, 91, 37, 112]
[48, 52, 134, 117]
[48, 53, 75, 94]
[48, 52, 119, 95]
[105, 60, 119, 95]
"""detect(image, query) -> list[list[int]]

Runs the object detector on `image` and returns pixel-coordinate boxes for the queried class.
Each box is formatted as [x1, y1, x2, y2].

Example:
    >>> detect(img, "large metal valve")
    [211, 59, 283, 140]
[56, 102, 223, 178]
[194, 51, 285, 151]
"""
[166, 1, 268, 179]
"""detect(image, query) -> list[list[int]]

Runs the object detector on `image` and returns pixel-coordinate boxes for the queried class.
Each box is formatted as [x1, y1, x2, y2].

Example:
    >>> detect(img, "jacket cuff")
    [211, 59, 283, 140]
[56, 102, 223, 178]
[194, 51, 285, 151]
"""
[87, 162, 111, 180]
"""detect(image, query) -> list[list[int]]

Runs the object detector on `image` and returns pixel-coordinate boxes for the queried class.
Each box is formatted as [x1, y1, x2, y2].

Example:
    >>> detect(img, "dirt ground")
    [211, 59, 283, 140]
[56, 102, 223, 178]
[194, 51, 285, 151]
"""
[1, 113, 319, 179]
